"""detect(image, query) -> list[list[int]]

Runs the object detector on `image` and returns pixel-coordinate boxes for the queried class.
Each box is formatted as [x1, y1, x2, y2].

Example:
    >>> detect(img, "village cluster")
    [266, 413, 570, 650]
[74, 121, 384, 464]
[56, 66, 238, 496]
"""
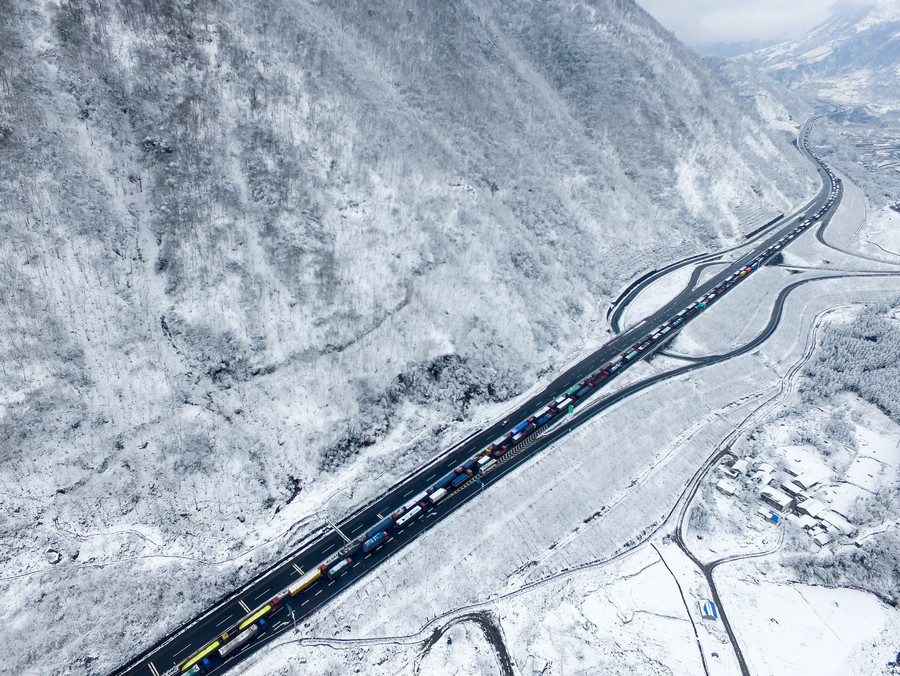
[715, 455, 856, 547]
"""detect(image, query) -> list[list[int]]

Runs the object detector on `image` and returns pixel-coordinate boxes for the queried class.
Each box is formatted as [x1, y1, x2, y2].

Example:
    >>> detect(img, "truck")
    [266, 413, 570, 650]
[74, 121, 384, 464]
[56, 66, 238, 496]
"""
[428, 487, 448, 504]
[529, 405, 551, 422]
[477, 455, 496, 474]
[489, 434, 508, 449]
[433, 472, 458, 491]
[511, 420, 529, 435]
[402, 491, 429, 513]
[364, 516, 395, 541]
[362, 531, 388, 554]
[396, 505, 422, 528]
[325, 558, 352, 580]
[552, 396, 572, 410]
[287, 567, 322, 596]
[219, 624, 259, 659]
[587, 373, 604, 388]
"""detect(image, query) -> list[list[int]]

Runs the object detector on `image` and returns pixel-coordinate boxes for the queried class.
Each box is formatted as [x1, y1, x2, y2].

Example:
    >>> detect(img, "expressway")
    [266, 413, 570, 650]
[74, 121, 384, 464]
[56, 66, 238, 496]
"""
[112, 117, 842, 676]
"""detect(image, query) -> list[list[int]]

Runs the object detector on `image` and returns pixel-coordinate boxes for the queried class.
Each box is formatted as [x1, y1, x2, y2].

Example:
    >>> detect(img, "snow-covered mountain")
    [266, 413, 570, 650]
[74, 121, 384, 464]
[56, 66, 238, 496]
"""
[712, 56, 815, 135]
[0, 1, 816, 673]
[742, 0, 900, 108]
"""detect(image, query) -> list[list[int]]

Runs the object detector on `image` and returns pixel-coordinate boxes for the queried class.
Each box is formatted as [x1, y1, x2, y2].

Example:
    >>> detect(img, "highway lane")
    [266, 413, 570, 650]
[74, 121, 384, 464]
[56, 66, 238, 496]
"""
[114, 117, 841, 676]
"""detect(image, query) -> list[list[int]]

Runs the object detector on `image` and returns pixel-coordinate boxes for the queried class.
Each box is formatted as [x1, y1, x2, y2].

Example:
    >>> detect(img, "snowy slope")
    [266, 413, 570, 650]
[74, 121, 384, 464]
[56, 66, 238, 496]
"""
[0, 1, 817, 674]
[712, 56, 814, 134]
[742, 0, 900, 107]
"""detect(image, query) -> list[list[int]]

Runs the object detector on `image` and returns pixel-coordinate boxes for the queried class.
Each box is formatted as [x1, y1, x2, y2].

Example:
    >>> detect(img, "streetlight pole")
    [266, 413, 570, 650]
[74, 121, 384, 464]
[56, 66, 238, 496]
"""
[319, 485, 353, 544]
[285, 600, 297, 632]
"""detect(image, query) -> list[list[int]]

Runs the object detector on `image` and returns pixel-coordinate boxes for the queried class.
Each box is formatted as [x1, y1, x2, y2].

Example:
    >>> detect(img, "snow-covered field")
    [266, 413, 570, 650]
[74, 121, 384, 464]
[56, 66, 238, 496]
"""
[722, 571, 900, 675]
[852, 206, 900, 263]
[226, 194, 900, 675]
[618, 264, 696, 331]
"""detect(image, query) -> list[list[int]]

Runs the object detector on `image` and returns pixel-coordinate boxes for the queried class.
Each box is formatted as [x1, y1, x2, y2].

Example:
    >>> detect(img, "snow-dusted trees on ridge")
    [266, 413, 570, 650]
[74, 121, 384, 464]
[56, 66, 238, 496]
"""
[801, 296, 900, 424]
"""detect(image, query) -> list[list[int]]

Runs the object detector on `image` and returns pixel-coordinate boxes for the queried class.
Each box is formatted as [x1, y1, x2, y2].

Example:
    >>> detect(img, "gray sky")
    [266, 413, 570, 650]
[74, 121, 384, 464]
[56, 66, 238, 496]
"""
[636, 0, 840, 47]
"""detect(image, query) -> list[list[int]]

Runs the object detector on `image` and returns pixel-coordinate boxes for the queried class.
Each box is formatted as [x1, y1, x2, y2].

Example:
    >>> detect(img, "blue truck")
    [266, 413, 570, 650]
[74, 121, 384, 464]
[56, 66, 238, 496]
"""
[434, 472, 458, 491]
[510, 420, 529, 435]
[364, 516, 395, 541]
[363, 531, 388, 554]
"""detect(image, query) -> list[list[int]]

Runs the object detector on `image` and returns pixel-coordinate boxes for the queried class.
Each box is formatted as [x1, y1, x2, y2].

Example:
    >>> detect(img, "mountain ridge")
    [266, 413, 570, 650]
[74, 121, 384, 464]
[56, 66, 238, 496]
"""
[741, 0, 900, 107]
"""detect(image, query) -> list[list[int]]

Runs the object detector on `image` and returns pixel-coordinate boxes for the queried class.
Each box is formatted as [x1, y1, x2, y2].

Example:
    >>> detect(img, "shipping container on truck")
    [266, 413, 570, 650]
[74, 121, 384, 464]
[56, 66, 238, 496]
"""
[365, 516, 395, 541]
[433, 472, 457, 491]
[396, 505, 422, 528]
[325, 558, 352, 580]
[287, 567, 322, 596]
[477, 455, 496, 474]
[363, 531, 388, 554]
[219, 624, 259, 659]
[429, 487, 448, 504]
[553, 396, 572, 410]
[511, 420, 529, 435]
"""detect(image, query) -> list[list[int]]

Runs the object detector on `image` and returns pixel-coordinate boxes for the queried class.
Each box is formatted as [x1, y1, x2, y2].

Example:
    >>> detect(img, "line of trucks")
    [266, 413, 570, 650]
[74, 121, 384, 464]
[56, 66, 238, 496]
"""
[163, 150, 840, 676]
